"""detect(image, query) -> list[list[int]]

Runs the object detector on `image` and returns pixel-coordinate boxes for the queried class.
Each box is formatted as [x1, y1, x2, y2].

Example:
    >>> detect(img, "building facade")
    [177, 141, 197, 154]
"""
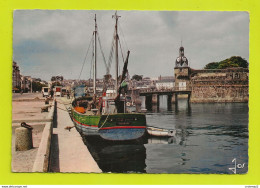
[12, 61, 21, 91]
[21, 76, 32, 92]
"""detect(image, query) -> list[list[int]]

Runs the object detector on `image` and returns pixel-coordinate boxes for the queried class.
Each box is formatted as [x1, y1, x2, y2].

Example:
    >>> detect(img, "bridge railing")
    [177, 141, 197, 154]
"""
[173, 86, 192, 91]
[138, 87, 192, 93]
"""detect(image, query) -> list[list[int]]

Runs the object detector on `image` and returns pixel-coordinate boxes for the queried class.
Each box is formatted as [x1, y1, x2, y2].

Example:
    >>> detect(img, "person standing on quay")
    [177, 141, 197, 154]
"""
[50, 89, 54, 98]
[67, 90, 70, 99]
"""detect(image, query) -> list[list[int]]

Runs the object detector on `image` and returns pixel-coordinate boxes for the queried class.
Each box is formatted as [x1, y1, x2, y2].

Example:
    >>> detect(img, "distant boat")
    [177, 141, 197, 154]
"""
[147, 126, 176, 137]
[140, 108, 147, 113]
[71, 13, 147, 141]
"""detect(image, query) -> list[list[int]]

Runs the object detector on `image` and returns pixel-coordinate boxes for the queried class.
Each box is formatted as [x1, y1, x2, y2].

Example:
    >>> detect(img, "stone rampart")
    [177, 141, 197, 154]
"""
[190, 68, 248, 103]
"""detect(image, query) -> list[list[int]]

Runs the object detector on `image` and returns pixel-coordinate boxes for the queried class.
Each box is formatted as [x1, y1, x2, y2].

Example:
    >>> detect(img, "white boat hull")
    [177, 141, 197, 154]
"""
[147, 126, 176, 137]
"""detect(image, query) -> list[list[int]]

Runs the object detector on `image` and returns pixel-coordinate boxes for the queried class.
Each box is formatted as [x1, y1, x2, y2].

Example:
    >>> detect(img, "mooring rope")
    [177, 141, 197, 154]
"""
[98, 113, 110, 130]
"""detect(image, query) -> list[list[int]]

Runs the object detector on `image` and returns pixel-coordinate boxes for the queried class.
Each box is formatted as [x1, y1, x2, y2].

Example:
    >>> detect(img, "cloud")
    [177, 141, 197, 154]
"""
[13, 10, 249, 80]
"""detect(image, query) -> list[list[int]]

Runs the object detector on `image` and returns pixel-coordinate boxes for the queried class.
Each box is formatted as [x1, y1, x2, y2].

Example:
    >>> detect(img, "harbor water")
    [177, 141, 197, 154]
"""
[80, 95, 248, 174]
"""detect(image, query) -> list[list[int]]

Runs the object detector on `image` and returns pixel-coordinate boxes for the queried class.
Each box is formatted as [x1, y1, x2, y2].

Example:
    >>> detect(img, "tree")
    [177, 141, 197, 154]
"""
[103, 74, 112, 81]
[32, 81, 47, 92]
[228, 56, 248, 68]
[51, 76, 64, 82]
[51, 82, 62, 88]
[218, 61, 239, 69]
[132, 74, 143, 81]
[204, 56, 248, 69]
[204, 62, 219, 69]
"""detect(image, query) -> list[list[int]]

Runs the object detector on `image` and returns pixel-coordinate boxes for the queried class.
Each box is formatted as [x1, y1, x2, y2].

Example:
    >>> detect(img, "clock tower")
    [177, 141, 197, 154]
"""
[174, 46, 191, 91]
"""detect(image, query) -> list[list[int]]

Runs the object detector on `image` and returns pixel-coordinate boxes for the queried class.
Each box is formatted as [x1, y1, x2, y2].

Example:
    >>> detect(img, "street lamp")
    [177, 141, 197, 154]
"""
[31, 78, 33, 93]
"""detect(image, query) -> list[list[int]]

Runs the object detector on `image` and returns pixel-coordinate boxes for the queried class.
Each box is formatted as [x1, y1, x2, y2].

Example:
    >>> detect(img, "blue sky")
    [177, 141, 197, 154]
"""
[13, 10, 249, 81]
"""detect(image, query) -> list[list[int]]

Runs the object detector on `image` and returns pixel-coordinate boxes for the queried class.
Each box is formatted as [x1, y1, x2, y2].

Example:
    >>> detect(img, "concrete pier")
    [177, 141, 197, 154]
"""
[12, 93, 101, 173]
[49, 98, 101, 173]
[12, 93, 51, 172]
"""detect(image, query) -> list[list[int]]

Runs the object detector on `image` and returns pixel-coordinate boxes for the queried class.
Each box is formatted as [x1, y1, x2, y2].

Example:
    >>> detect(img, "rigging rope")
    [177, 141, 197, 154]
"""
[118, 36, 125, 63]
[78, 33, 94, 81]
[89, 39, 95, 81]
[107, 29, 116, 74]
[118, 22, 129, 51]
[97, 32, 108, 72]
[99, 113, 110, 130]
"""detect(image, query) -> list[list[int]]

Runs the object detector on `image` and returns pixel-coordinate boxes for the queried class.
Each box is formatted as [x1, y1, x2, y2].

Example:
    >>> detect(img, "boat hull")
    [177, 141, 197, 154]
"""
[71, 104, 147, 141]
[98, 128, 146, 141]
[98, 113, 146, 141]
[71, 108, 100, 134]
[147, 127, 176, 137]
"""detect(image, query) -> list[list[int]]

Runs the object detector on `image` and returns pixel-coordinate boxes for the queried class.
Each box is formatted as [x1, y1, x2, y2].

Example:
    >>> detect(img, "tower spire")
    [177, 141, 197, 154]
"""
[176, 41, 188, 67]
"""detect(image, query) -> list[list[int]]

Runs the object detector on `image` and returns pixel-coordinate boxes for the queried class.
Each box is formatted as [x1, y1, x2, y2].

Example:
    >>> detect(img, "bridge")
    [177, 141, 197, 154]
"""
[131, 87, 192, 111]
[139, 87, 192, 96]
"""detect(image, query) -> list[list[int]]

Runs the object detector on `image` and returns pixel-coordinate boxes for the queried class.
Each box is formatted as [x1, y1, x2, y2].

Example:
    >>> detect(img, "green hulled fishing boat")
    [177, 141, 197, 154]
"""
[71, 12, 147, 141]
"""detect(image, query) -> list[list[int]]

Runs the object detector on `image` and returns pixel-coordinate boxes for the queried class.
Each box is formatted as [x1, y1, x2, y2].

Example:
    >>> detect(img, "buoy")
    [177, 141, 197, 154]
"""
[74, 107, 85, 114]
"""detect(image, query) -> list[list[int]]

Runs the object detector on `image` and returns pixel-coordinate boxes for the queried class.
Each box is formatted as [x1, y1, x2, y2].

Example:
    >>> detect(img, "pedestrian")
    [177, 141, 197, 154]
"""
[67, 90, 70, 99]
[50, 89, 54, 98]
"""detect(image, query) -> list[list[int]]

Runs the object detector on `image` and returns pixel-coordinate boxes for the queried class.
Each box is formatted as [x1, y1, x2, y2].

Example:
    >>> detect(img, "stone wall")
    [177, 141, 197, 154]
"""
[190, 68, 248, 103]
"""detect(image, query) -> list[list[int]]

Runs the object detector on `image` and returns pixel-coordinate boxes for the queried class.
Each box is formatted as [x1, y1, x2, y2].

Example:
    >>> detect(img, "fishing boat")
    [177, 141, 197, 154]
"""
[71, 12, 147, 141]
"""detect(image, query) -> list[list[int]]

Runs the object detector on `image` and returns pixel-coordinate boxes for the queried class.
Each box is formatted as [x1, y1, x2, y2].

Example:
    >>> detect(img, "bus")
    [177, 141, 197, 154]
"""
[42, 87, 50, 97]
[54, 86, 62, 97]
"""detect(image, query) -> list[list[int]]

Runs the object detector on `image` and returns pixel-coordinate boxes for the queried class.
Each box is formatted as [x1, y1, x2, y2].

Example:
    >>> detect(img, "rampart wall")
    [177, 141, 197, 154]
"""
[190, 68, 248, 103]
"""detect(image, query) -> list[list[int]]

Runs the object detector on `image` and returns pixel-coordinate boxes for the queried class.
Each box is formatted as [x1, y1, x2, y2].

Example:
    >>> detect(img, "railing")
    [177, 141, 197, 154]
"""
[138, 87, 192, 94]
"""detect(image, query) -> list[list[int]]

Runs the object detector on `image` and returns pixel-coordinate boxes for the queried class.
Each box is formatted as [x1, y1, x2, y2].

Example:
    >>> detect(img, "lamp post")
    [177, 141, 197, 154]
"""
[30, 78, 33, 93]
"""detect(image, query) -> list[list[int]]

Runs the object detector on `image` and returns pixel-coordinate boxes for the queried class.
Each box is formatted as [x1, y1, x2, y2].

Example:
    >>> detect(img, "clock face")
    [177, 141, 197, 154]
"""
[177, 57, 180, 62]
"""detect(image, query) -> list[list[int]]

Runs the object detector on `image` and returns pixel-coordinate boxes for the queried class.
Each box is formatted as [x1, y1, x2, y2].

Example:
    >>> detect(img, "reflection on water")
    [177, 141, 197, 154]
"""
[80, 132, 177, 173]
[80, 134, 147, 173]
[79, 96, 248, 174]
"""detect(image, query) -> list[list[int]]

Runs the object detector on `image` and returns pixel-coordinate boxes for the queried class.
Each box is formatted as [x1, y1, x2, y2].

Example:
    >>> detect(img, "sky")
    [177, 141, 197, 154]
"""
[13, 10, 249, 81]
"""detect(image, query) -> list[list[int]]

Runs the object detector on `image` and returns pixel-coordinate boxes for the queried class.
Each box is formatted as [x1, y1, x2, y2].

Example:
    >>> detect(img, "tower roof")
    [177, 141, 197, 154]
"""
[175, 46, 188, 67]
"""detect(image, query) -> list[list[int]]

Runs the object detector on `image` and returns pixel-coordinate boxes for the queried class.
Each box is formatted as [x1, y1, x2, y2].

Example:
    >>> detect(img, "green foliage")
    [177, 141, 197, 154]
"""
[218, 61, 239, 69]
[51, 82, 62, 88]
[32, 81, 47, 92]
[51, 76, 63, 82]
[204, 56, 248, 69]
[204, 62, 219, 69]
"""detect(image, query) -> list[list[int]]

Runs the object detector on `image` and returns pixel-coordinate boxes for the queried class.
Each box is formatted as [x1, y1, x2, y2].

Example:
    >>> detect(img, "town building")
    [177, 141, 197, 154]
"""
[12, 61, 21, 92]
[21, 76, 33, 93]
[155, 80, 174, 90]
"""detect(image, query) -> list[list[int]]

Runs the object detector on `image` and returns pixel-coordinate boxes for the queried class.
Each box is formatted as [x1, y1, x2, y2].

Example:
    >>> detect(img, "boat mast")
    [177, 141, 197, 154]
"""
[94, 14, 97, 95]
[113, 11, 120, 95]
